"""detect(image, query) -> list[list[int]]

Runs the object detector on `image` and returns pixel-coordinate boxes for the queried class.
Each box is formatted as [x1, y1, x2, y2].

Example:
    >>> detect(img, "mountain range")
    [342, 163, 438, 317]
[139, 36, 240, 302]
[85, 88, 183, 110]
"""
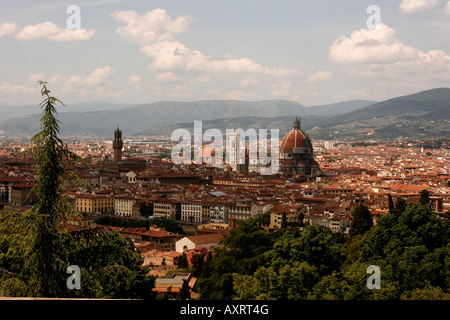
[0, 88, 448, 140]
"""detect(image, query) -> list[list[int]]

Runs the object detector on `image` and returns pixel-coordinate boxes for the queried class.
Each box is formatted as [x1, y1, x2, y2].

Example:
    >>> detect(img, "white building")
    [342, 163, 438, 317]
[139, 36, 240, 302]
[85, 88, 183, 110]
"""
[181, 202, 203, 223]
[210, 204, 230, 224]
[153, 199, 180, 220]
[114, 196, 138, 217]
[175, 234, 224, 253]
[125, 171, 137, 184]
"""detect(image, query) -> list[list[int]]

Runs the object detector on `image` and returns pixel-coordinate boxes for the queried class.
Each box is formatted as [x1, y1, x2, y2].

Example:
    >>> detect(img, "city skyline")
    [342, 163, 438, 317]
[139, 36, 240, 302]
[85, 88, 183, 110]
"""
[1, 0, 450, 107]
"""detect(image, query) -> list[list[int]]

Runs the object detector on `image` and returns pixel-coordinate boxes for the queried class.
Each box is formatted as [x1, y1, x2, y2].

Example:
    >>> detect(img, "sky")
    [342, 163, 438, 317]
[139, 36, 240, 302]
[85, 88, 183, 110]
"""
[0, 0, 449, 108]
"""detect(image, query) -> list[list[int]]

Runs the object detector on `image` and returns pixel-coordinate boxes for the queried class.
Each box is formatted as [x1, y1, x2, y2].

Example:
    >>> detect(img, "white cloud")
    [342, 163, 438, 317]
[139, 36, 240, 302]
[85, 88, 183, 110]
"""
[128, 76, 141, 84]
[111, 9, 192, 44]
[155, 71, 179, 82]
[28, 73, 47, 83]
[446, 1, 450, 14]
[227, 90, 259, 100]
[196, 75, 211, 83]
[328, 23, 450, 83]
[204, 88, 221, 97]
[239, 77, 260, 88]
[48, 74, 63, 83]
[111, 9, 298, 76]
[307, 70, 333, 83]
[0, 23, 16, 38]
[270, 82, 292, 97]
[16, 21, 94, 41]
[328, 23, 418, 64]
[399, 0, 439, 13]
[66, 66, 116, 88]
[0, 81, 35, 94]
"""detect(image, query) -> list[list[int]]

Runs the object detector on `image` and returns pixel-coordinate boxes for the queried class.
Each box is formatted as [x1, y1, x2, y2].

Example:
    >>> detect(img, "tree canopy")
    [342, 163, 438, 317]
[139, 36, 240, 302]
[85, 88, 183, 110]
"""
[195, 202, 449, 300]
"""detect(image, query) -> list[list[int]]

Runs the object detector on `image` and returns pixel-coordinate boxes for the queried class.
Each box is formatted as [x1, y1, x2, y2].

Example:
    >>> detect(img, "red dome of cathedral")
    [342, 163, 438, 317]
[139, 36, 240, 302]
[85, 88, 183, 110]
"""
[280, 117, 306, 152]
[200, 145, 215, 157]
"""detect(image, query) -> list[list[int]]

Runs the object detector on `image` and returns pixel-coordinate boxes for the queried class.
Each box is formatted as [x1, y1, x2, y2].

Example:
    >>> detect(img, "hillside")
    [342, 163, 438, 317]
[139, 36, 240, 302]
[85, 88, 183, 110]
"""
[136, 114, 323, 137]
[0, 100, 310, 138]
[306, 99, 377, 116]
[0, 102, 133, 122]
[1, 89, 448, 140]
[309, 88, 450, 140]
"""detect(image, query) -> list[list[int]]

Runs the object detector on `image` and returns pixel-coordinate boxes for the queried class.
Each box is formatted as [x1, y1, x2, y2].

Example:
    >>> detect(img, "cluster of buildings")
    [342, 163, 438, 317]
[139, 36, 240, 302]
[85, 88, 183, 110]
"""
[1, 119, 449, 297]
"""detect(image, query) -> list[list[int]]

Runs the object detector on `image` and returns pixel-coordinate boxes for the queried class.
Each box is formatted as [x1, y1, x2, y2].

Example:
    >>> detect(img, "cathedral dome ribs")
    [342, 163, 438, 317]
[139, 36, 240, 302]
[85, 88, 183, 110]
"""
[279, 116, 319, 178]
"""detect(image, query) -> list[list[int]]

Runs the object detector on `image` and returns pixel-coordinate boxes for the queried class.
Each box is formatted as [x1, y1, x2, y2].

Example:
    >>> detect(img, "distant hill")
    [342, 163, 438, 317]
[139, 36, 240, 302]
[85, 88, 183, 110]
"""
[136, 114, 323, 137]
[309, 88, 450, 140]
[0, 100, 311, 138]
[0, 102, 133, 122]
[306, 99, 377, 116]
[1, 89, 448, 140]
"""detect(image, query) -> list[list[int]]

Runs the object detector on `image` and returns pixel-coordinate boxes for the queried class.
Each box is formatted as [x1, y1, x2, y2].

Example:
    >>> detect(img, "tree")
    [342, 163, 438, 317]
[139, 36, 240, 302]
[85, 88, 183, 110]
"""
[191, 252, 206, 278]
[179, 279, 191, 300]
[349, 204, 373, 237]
[419, 189, 430, 205]
[0, 82, 156, 299]
[266, 225, 345, 276]
[154, 219, 185, 235]
[177, 253, 188, 269]
[388, 194, 395, 213]
[139, 202, 153, 217]
[15, 81, 84, 297]
[394, 197, 407, 215]
[160, 286, 172, 300]
[281, 212, 288, 229]
[196, 218, 276, 299]
[233, 262, 319, 300]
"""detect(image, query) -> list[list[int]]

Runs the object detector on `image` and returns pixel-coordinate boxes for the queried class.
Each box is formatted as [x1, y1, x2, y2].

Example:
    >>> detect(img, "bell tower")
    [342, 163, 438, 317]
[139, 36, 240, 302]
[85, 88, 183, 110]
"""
[113, 125, 123, 164]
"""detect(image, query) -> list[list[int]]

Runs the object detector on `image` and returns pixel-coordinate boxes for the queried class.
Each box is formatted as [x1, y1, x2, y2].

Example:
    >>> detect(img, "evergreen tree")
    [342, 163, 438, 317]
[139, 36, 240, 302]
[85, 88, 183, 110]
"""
[394, 197, 407, 215]
[177, 253, 188, 269]
[349, 204, 373, 238]
[388, 194, 395, 213]
[191, 252, 206, 278]
[179, 279, 191, 300]
[17, 81, 84, 297]
[0, 82, 156, 299]
[419, 189, 430, 205]
[281, 212, 288, 229]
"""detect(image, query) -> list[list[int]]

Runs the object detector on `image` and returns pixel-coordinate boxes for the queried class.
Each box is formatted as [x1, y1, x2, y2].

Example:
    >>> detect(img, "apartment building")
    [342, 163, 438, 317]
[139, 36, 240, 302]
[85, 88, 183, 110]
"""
[114, 195, 138, 217]
[76, 194, 114, 213]
[153, 199, 180, 220]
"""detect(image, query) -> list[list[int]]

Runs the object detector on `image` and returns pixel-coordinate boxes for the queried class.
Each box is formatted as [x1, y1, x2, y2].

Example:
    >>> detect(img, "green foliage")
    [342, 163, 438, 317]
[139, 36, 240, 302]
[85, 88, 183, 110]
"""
[233, 262, 319, 300]
[177, 253, 188, 269]
[19, 82, 85, 221]
[360, 203, 449, 261]
[190, 252, 206, 278]
[220, 218, 274, 261]
[95, 216, 149, 228]
[388, 194, 395, 213]
[94, 216, 185, 235]
[196, 219, 276, 299]
[0, 82, 156, 299]
[179, 279, 191, 300]
[139, 202, 153, 217]
[419, 189, 430, 205]
[349, 204, 373, 237]
[165, 268, 189, 276]
[154, 219, 185, 235]
[197, 203, 449, 300]
[266, 226, 346, 276]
